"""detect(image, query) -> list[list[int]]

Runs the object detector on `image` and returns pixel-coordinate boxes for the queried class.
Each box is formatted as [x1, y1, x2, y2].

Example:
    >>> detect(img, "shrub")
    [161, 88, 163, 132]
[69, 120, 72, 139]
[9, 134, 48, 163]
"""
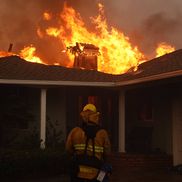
[0, 148, 69, 180]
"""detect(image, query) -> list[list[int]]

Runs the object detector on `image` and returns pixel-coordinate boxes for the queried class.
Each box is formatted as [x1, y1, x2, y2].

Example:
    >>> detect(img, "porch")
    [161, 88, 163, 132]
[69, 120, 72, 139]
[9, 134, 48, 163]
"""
[109, 152, 173, 171]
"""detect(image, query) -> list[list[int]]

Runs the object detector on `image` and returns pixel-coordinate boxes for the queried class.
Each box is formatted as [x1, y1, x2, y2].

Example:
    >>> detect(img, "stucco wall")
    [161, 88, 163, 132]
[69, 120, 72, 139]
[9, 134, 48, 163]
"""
[28, 88, 41, 132]
[47, 88, 66, 141]
[26, 87, 67, 146]
[152, 96, 172, 154]
[172, 94, 182, 165]
[125, 88, 173, 154]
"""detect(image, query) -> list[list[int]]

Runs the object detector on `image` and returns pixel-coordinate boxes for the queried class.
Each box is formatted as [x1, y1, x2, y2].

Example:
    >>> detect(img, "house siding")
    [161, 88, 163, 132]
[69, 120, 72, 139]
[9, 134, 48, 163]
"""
[47, 88, 67, 141]
[125, 85, 173, 154]
[172, 91, 182, 165]
[152, 95, 172, 154]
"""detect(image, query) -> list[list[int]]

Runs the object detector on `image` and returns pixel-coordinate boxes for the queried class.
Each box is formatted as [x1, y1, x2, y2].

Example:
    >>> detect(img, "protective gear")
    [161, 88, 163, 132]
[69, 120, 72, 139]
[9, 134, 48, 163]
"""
[80, 104, 100, 125]
[66, 127, 111, 180]
[97, 163, 112, 182]
[66, 104, 111, 181]
[83, 104, 97, 112]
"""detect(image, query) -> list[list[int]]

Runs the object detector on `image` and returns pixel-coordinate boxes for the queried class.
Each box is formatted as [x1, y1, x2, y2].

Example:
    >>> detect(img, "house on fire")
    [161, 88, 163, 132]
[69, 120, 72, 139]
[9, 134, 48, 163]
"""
[0, 49, 182, 167]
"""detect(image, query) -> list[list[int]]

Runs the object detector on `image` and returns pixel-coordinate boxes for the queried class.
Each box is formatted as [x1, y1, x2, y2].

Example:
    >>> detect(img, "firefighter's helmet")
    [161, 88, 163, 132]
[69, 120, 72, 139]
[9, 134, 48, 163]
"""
[81, 104, 100, 124]
[83, 104, 97, 112]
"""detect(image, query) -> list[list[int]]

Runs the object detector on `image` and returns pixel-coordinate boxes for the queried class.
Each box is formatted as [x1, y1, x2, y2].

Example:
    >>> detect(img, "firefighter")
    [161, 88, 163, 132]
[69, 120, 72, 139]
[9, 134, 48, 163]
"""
[66, 103, 111, 182]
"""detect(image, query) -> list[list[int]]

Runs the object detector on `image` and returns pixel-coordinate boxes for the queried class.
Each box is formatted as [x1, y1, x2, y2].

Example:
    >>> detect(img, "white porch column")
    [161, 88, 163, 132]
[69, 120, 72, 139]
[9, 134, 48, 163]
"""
[118, 90, 125, 153]
[40, 88, 47, 149]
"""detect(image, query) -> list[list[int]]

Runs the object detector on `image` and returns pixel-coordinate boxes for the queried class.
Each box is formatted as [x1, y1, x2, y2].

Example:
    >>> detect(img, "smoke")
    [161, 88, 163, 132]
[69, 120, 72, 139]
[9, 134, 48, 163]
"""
[0, 0, 99, 65]
[0, 0, 40, 51]
[0, 0, 65, 64]
[102, 0, 182, 59]
[0, 0, 182, 63]
[130, 12, 182, 58]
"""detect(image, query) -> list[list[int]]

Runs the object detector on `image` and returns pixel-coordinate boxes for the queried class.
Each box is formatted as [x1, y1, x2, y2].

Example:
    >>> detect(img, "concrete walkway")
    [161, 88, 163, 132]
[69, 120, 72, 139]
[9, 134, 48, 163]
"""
[110, 170, 182, 182]
[7, 170, 182, 182]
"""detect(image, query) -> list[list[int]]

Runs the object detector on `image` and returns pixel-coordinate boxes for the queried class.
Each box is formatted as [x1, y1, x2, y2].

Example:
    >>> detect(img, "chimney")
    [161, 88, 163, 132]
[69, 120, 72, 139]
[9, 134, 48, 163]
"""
[8, 43, 13, 52]
[67, 42, 99, 70]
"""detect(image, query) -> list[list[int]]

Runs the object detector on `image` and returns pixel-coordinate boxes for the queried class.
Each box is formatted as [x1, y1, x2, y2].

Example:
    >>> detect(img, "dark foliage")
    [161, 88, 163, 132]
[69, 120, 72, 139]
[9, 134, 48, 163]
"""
[0, 148, 69, 180]
[170, 164, 182, 175]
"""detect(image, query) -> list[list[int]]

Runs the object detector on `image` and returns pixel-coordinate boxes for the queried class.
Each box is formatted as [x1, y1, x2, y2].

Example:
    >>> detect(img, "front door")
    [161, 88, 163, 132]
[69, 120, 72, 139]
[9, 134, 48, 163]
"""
[173, 97, 182, 165]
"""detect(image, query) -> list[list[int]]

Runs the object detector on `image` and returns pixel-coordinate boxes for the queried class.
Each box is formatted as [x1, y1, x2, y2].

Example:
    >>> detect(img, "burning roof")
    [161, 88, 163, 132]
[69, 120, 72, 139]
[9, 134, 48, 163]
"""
[67, 42, 99, 57]
[0, 49, 182, 87]
[67, 42, 99, 70]
[0, 2, 177, 75]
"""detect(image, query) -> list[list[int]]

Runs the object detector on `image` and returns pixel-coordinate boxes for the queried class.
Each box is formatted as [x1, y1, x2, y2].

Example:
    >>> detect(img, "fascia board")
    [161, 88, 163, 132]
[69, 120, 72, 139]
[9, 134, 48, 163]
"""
[0, 79, 115, 87]
[116, 70, 182, 86]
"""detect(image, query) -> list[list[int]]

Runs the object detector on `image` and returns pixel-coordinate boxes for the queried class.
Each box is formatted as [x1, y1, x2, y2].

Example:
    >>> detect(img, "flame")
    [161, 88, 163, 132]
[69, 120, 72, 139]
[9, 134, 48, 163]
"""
[45, 3, 145, 74]
[156, 42, 175, 57]
[0, 51, 16, 57]
[0, 46, 45, 64]
[46, 27, 61, 37]
[19, 45, 44, 64]
[0, 3, 177, 75]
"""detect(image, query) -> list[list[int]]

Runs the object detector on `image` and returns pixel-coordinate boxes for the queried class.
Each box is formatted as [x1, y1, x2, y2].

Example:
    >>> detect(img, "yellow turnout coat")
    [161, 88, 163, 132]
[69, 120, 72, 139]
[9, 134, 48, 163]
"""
[66, 126, 111, 180]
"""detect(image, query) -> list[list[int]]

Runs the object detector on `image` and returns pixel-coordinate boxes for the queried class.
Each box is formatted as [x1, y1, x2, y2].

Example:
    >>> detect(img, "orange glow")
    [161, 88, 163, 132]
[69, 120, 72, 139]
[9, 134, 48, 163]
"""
[46, 27, 61, 37]
[0, 3, 177, 75]
[0, 51, 16, 57]
[19, 45, 44, 64]
[45, 3, 145, 74]
[0, 47, 44, 65]
[37, 28, 44, 38]
[43, 12, 52, 21]
[156, 42, 175, 57]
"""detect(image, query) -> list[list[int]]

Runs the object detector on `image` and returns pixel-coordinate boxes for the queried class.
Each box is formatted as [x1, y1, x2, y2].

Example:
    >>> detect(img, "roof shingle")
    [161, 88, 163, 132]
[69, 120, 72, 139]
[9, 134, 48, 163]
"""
[0, 49, 182, 86]
[0, 56, 115, 82]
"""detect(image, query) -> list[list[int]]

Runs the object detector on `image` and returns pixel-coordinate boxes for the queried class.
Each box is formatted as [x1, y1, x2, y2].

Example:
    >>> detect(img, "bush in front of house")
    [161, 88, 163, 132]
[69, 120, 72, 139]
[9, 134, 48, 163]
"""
[0, 148, 69, 179]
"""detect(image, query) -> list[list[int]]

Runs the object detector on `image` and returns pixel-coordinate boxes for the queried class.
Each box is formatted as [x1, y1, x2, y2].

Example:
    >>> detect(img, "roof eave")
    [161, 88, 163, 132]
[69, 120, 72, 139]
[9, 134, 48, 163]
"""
[1, 70, 182, 88]
[0, 79, 116, 87]
[116, 70, 182, 86]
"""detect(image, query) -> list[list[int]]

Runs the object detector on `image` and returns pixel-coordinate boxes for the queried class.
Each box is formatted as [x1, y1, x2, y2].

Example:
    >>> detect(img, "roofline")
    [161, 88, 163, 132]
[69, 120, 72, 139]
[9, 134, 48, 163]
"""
[0, 79, 115, 87]
[116, 69, 182, 86]
[0, 70, 182, 88]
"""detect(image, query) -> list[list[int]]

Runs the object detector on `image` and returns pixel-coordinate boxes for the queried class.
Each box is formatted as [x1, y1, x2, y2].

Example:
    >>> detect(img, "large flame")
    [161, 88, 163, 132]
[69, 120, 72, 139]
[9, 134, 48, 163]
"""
[156, 42, 175, 57]
[19, 45, 44, 64]
[0, 45, 45, 64]
[45, 3, 145, 74]
[0, 3, 176, 75]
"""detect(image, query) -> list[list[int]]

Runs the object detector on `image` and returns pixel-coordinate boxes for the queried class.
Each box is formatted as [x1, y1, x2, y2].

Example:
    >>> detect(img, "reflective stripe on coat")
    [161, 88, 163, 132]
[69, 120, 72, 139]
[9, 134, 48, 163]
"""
[66, 126, 111, 179]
